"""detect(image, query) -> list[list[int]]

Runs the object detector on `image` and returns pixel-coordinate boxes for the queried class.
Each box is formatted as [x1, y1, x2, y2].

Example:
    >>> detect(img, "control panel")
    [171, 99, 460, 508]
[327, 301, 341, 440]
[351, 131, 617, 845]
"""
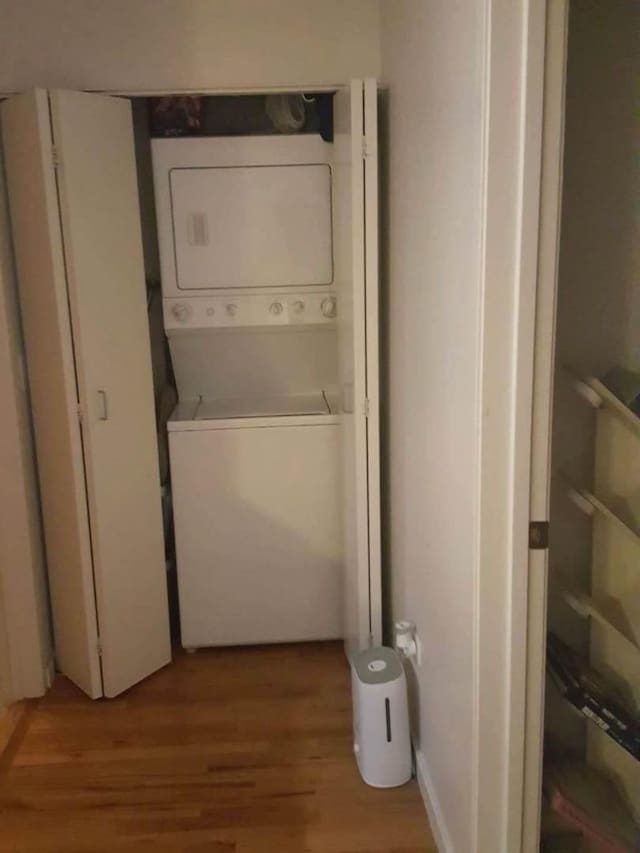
[163, 293, 337, 330]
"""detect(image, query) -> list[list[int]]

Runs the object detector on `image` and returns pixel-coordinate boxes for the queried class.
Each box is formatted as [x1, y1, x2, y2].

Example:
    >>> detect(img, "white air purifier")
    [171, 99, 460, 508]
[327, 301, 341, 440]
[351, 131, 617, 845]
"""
[351, 646, 412, 788]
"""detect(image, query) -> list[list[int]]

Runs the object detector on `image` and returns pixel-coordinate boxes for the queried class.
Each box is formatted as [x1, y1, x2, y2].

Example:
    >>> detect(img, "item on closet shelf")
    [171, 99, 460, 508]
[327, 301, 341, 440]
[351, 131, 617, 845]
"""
[546, 634, 640, 760]
[541, 834, 586, 853]
[150, 97, 202, 137]
[265, 94, 306, 132]
[544, 762, 639, 852]
[603, 367, 640, 417]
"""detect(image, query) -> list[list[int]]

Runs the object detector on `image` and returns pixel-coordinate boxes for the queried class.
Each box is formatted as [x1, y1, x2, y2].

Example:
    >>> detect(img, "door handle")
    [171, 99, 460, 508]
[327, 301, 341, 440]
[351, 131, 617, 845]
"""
[97, 390, 108, 421]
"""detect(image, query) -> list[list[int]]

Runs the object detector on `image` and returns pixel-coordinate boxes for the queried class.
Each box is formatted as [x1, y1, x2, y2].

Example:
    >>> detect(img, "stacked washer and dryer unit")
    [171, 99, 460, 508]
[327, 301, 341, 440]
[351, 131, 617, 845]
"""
[152, 133, 343, 650]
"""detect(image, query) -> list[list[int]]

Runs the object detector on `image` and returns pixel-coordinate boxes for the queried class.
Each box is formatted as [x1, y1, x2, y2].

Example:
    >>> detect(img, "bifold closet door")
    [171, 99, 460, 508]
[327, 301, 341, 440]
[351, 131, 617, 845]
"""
[334, 79, 382, 656]
[1, 89, 171, 698]
[1, 90, 102, 699]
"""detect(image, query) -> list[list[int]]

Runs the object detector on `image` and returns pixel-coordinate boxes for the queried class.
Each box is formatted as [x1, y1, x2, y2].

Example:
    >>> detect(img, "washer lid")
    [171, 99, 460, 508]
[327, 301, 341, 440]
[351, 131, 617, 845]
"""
[195, 392, 330, 420]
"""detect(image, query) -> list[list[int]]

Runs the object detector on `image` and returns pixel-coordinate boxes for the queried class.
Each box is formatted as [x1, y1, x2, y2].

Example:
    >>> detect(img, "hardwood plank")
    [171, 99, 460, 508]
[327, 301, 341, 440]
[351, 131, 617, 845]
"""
[0, 699, 36, 771]
[0, 642, 435, 852]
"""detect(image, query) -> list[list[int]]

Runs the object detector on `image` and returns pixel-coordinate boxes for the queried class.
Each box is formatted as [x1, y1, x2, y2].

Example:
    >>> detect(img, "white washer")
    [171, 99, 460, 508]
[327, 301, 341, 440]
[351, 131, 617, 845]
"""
[168, 394, 342, 648]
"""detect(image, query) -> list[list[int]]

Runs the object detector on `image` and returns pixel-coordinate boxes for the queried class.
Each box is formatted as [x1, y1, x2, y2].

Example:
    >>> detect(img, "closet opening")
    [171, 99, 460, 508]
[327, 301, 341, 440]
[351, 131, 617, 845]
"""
[537, 1, 639, 849]
[1, 79, 380, 700]
[129, 90, 344, 651]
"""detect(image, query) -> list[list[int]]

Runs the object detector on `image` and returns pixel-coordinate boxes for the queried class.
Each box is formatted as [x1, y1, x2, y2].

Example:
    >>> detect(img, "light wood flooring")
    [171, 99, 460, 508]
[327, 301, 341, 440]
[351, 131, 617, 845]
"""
[0, 642, 435, 852]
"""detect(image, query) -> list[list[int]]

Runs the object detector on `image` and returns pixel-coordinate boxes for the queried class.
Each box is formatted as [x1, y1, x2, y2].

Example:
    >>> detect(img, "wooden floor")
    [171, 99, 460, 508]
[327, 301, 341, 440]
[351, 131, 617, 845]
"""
[0, 642, 435, 853]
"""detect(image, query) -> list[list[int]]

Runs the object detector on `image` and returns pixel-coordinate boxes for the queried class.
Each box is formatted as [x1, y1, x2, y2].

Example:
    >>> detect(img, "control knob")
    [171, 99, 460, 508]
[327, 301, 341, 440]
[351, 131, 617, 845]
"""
[225, 303, 238, 317]
[292, 300, 305, 315]
[269, 301, 284, 316]
[320, 296, 337, 319]
[171, 302, 191, 323]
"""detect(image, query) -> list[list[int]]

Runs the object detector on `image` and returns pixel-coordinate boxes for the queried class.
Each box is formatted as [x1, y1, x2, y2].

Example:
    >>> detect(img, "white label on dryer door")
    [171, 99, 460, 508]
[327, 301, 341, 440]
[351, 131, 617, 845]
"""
[170, 164, 334, 290]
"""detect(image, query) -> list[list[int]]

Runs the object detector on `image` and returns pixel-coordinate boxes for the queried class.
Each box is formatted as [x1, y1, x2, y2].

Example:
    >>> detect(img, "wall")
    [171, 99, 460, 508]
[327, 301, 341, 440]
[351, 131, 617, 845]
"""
[0, 0, 380, 93]
[0, 151, 52, 698]
[381, 1, 546, 850]
[380, 3, 486, 850]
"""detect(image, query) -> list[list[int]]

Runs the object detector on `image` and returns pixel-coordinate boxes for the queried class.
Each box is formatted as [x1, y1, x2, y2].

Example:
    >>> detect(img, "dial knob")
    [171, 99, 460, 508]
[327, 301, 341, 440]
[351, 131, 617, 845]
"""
[225, 303, 238, 317]
[269, 301, 284, 316]
[292, 300, 305, 315]
[171, 302, 191, 322]
[320, 296, 337, 319]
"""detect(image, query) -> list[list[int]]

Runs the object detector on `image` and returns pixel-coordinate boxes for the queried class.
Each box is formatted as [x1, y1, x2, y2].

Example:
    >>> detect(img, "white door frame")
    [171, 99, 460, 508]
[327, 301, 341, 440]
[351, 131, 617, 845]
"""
[521, 2, 569, 850]
[473, 0, 553, 850]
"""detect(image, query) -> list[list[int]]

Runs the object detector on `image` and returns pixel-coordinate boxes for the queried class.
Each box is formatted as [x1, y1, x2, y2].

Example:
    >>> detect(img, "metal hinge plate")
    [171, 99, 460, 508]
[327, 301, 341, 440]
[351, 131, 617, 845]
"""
[529, 521, 549, 550]
[52, 145, 61, 170]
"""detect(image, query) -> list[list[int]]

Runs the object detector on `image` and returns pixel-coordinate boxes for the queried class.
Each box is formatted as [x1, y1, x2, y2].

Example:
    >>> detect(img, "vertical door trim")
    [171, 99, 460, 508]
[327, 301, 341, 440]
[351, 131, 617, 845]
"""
[363, 78, 382, 646]
[521, 3, 569, 850]
[474, 1, 549, 849]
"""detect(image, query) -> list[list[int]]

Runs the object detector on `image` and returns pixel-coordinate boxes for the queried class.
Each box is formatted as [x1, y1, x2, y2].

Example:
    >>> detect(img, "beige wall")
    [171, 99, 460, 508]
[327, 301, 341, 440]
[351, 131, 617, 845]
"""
[380, 3, 485, 850]
[0, 151, 52, 698]
[0, 0, 381, 93]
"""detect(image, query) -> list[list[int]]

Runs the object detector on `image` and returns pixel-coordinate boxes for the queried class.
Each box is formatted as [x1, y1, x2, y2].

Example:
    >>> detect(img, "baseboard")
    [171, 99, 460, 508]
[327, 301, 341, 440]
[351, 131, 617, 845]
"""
[414, 746, 455, 853]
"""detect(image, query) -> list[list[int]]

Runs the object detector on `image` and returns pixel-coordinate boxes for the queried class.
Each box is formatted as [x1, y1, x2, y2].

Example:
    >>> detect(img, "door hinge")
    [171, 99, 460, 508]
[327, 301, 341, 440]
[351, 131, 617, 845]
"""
[51, 145, 61, 170]
[362, 137, 369, 159]
[529, 521, 549, 550]
[76, 403, 83, 424]
[96, 638, 103, 657]
[364, 398, 370, 418]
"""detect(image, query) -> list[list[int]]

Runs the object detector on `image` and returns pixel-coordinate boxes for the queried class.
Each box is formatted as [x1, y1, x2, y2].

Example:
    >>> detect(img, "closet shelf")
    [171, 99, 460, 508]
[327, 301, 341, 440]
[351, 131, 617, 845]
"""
[573, 374, 640, 436]
[553, 569, 640, 652]
[566, 483, 640, 545]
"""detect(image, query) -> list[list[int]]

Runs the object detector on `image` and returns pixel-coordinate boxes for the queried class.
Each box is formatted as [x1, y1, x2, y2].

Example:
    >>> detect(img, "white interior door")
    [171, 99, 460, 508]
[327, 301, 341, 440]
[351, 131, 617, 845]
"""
[334, 79, 382, 657]
[50, 89, 171, 697]
[1, 90, 102, 698]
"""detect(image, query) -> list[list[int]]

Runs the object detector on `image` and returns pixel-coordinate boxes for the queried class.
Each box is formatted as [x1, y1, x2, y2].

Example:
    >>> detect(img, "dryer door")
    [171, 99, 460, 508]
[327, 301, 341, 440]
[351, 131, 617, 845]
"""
[171, 163, 333, 291]
[152, 136, 335, 298]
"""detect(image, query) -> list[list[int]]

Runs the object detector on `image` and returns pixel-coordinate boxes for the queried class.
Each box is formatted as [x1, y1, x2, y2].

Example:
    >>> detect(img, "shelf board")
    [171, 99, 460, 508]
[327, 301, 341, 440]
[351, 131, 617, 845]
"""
[566, 483, 640, 545]
[553, 569, 640, 652]
[574, 375, 640, 436]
